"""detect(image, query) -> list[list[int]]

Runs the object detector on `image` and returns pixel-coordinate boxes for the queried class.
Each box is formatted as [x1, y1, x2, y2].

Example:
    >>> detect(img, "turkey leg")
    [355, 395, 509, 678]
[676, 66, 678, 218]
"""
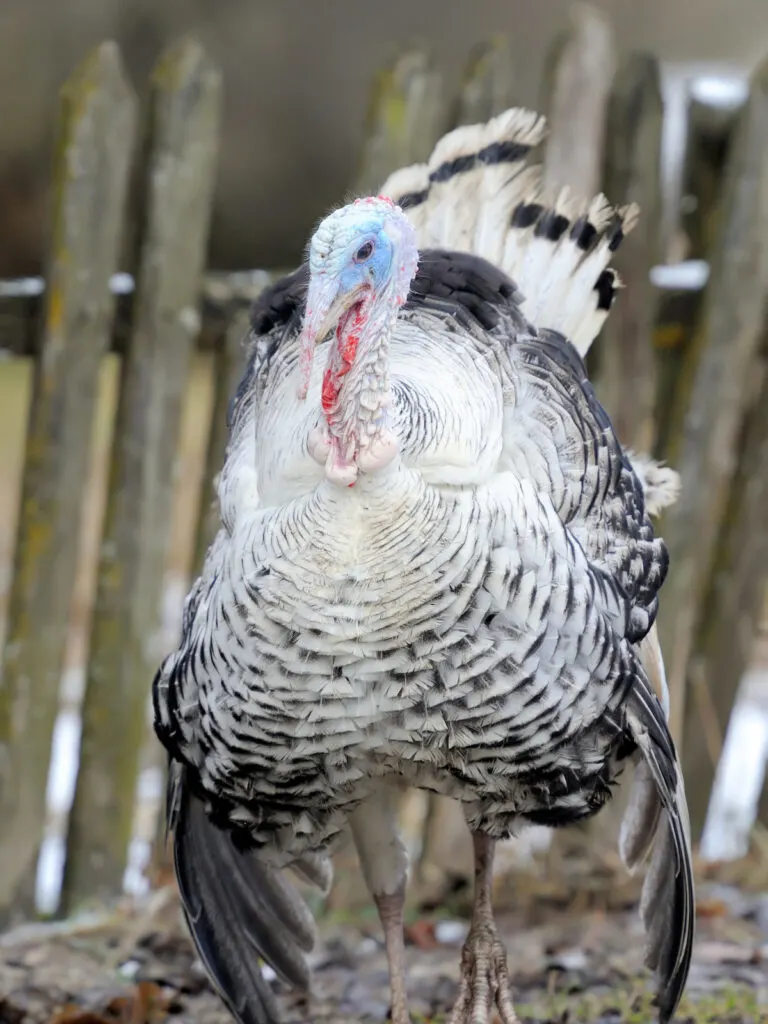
[374, 888, 411, 1024]
[448, 832, 518, 1024]
[349, 789, 412, 1024]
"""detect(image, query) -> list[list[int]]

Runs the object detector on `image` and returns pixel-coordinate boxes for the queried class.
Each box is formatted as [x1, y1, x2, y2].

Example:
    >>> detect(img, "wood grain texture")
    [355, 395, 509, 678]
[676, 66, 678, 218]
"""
[658, 57, 768, 749]
[598, 53, 664, 453]
[454, 38, 515, 128]
[683, 323, 768, 834]
[0, 44, 135, 924]
[191, 305, 259, 575]
[541, 4, 616, 201]
[61, 39, 221, 912]
[354, 50, 447, 196]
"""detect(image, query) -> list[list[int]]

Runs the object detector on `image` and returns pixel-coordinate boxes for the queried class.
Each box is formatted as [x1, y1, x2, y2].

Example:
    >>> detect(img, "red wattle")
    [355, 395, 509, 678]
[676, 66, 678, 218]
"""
[321, 305, 365, 417]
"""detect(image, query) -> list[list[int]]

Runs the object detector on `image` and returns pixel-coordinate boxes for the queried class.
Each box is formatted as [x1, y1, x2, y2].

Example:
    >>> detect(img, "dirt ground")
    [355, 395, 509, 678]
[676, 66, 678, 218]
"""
[1, 859, 767, 1024]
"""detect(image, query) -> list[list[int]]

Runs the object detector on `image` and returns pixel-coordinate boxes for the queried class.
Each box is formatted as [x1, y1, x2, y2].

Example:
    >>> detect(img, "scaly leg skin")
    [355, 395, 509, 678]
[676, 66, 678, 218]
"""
[374, 888, 411, 1024]
[448, 833, 518, 1024]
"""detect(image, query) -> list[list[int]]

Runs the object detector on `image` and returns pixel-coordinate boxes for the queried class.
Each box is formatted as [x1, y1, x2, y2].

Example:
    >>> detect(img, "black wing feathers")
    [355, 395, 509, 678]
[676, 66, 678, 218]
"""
[404, 250, 526, 333]
[169, 765, 305, 1024]
[624, 684, 695, 1023]
[250, 265, 308, 336]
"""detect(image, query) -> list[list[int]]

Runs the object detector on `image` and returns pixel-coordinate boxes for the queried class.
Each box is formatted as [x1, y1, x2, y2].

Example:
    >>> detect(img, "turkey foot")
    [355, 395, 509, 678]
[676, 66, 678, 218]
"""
[447, 921, 518, 1024]
[447, 832, 518, 1024]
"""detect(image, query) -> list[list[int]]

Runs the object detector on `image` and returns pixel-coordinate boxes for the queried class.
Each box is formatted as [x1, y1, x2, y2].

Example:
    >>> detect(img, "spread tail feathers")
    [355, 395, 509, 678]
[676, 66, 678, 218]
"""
[380, 109, 679, 520]
[169, 764, 331, 1024]
[380, 107, 638, 358]
[623, 682, 694, 1023]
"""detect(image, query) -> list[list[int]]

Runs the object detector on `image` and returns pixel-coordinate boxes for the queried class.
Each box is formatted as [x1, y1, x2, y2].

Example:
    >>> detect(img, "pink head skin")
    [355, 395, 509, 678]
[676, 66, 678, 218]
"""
[297, 196, 419, 487]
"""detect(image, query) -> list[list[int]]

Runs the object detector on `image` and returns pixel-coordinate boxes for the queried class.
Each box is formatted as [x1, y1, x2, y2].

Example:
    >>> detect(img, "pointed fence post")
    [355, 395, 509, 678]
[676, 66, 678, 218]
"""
[541, 4, 616, 200]
[653, 93, 740, 462]
[0, 43, 135, 925]
[354, 50, 447, 195]
[658, 57, 768, 749]
[60, 39, 222, 913]
[682, 316, 768, 835]
[597, 53, 664, 452]
[454, 39, 515, 128]
[191, 305, 256, 573]
[149, 304, 255, 878]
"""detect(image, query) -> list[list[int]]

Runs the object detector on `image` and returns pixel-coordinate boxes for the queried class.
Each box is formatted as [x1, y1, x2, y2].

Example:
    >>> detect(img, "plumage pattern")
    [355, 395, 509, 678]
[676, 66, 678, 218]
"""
[380, 107, 639, 357]
[153, 105, 693, 1024]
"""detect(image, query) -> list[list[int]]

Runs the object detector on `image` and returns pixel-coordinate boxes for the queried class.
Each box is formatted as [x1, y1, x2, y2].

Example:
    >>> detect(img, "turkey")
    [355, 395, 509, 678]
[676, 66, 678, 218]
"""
[152, 107, 693, 1024]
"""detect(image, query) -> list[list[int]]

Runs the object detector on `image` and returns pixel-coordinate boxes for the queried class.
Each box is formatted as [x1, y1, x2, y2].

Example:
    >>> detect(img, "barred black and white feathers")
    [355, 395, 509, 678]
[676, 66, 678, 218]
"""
[153, 104, 693, 1024]
[381, 107, 638, 359]
[381, 107, 678, 516]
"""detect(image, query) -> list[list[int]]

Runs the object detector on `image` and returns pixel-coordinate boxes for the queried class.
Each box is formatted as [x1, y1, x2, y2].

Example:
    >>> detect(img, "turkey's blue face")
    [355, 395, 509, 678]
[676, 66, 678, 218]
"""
[335, 220, 395, 296]
[297, 197, 419, 401]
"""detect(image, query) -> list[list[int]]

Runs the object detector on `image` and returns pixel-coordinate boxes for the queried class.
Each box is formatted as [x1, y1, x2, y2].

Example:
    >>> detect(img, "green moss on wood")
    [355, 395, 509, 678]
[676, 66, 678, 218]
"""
[455, 37, 514, 127]
[0, 43, 135, 925]
[60, 36, 222, 916]
[354, 49, 446, 195]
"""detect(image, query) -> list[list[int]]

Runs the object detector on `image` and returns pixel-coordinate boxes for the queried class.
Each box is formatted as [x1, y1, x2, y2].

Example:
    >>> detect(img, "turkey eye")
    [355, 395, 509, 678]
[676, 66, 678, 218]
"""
[354, 241, 374, 263]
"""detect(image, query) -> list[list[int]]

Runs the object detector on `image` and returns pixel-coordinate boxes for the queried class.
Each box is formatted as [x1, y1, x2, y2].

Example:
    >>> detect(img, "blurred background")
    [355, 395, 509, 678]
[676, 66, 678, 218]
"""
[0, 0, 765, 275]
[1, 0, 768, 1019]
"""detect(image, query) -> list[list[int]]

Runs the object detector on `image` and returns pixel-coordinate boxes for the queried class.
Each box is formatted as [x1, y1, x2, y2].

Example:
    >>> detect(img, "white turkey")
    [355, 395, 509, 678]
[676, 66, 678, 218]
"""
[153, 106, 693, 1024]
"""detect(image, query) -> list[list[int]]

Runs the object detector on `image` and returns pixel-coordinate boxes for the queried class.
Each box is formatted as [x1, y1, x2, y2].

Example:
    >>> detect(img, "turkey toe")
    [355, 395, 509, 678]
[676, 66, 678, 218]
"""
[448, 924, 518, 1024]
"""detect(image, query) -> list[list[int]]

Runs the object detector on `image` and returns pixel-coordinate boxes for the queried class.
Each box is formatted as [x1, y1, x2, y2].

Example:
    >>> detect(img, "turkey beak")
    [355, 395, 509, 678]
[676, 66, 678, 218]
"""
[297, 277, 363, 400]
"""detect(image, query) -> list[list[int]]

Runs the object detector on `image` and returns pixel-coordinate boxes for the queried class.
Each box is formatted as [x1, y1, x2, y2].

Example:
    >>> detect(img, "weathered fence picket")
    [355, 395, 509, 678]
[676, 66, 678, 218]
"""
[541, 4, 615, 200]
[454, 38, 515, 127]
[652, 93, 739, 462]
[354, 50, 446, 195]
[61, 39, 222, 913]
[0, 43, 136, 925]
[663, 90, 758, 836]
[597, 53, 664, 453]
[683, 314, 768, 833]
[659, 55, 768, 750]
[550, 52, 667, 853]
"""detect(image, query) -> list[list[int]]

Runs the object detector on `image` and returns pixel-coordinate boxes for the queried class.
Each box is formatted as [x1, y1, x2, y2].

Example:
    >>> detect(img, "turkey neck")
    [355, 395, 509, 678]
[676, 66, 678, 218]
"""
[321, 286, 399, 470]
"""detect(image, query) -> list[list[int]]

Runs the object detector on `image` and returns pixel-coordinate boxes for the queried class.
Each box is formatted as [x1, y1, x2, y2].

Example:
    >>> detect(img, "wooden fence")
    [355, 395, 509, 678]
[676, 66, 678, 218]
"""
[0, 5, 767, 925]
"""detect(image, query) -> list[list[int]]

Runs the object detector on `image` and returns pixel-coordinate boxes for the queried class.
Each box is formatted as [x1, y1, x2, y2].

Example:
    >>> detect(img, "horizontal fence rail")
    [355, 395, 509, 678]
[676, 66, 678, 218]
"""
[0, 260, 711, 358]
